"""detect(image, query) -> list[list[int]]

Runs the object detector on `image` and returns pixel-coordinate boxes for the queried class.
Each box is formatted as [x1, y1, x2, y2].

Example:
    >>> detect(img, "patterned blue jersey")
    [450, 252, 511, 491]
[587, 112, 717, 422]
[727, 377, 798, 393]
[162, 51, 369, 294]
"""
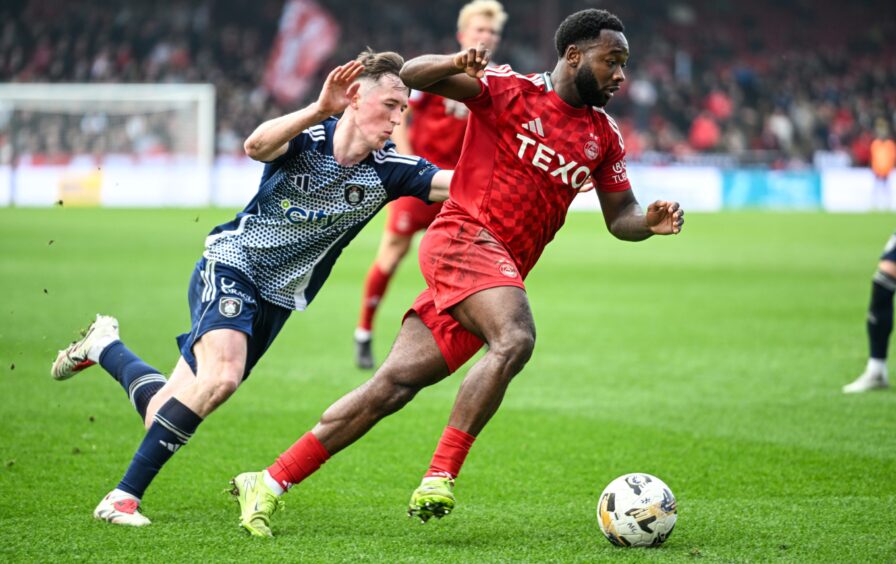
[204, 117, 438, 310]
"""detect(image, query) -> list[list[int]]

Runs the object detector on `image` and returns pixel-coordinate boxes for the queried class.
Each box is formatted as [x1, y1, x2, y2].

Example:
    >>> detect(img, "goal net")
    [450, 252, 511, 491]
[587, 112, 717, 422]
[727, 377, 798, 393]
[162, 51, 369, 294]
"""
[0, 83, 215, 206]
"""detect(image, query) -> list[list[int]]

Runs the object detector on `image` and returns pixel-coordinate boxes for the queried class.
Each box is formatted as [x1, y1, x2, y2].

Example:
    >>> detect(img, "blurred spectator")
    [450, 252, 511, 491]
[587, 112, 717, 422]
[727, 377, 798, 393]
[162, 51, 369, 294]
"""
[0, 0, 893, 168]
[870, 120, 896, 209]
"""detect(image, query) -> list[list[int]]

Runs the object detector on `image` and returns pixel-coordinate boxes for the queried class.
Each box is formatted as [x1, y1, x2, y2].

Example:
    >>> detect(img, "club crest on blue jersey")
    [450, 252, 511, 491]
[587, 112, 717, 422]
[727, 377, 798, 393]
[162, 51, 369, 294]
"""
[343, 184, 365, 206]
[219, 297, 242, 318]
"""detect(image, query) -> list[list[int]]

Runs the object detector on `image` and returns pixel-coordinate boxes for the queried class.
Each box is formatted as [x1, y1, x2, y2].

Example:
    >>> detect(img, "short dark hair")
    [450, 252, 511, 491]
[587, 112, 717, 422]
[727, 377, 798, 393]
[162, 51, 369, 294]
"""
[554, 9, 625, 58]
[355, 49, 405, 82]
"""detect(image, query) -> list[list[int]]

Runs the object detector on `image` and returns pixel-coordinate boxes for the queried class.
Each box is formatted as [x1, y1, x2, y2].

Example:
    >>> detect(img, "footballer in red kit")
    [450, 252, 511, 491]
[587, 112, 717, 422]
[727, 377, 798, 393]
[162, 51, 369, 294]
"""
[419, 66, 631, 321]
[354, 0, 508, 369]
[233, 8, 685, 536]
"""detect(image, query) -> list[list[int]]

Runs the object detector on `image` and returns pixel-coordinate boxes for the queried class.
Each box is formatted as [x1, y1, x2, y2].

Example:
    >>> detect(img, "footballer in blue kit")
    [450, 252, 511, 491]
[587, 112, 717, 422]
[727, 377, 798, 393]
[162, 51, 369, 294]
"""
[843, 231, 896, 392]
[49, 50, 452, 527]
[179, 114, 439, 380]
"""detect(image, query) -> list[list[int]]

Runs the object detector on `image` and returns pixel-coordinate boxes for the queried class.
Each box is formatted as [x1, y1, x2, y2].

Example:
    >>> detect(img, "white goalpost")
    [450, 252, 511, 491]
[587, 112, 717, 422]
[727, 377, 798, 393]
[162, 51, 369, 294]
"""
[0, 83, 215, 206]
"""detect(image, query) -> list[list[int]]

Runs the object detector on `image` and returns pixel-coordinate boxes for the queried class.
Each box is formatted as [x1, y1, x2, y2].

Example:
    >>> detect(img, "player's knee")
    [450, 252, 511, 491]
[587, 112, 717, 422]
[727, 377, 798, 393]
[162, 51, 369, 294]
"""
[374, 374, 419, 414]
[211, 378, 240, 405]
[390, 381, 418, 410]
[379, 255, 402, 275]
[394, 244, 411, 262]
[878, 260, 896, 280]
[200, 371, 241, 406]
[490, 328, 536, 374]
[379, 242, 410, 273]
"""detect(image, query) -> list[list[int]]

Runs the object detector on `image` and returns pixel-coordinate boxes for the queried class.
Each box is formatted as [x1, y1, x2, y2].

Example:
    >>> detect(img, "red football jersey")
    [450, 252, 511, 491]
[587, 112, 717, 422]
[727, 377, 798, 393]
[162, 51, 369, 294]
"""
[442, 65, 631, 277]
[407, 90, 469, 169]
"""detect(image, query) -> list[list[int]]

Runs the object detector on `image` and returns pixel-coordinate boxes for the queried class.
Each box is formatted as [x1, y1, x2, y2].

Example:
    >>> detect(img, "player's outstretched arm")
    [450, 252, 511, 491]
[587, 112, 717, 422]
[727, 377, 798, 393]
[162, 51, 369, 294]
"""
[597, 189, 684, 241]
[244, 61, 364, 162]
[427, 170, 453, 203]
[400, 43, 490, 101]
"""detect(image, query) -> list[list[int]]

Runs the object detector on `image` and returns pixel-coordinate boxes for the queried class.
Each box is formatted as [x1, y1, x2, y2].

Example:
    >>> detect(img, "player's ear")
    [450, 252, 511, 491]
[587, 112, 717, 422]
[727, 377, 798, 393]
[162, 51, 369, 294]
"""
[565, 44, 580, 69]
[347, 82, 361, 108]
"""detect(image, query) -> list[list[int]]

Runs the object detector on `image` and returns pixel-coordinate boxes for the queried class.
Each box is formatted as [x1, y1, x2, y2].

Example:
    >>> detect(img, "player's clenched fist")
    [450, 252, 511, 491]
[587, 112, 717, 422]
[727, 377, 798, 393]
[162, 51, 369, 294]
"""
[453, 42, 490, 78]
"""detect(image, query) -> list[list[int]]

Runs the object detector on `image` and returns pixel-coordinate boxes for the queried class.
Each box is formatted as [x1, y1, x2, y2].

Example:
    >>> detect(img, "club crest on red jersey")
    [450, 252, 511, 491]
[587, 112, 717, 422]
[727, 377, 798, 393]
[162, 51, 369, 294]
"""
[496, 259, 518, 278]
[585, 140, 600, 160]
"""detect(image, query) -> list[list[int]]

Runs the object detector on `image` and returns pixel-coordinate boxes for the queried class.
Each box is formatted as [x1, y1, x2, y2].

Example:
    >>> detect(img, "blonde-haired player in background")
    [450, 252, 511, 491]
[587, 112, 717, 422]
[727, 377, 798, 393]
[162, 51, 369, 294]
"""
[353, 0, 507, 369]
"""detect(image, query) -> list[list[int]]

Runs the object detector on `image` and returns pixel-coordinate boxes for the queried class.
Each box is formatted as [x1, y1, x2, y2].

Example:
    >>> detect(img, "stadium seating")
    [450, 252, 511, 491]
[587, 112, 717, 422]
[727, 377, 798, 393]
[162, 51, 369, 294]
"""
[0, 0, 892, 167]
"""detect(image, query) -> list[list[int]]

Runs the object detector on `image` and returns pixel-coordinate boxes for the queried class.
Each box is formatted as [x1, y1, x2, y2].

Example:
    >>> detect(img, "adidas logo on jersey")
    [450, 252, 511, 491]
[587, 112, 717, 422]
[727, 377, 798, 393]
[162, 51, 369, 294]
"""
[521, 117, 544, 137]
[514, 133, 592, 190]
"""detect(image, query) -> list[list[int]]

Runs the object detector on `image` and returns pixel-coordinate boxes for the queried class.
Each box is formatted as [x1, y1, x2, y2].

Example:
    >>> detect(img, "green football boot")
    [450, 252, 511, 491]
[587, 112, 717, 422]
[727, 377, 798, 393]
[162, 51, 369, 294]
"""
[408, 476, 456, 523]
[230, 471, 283, 537]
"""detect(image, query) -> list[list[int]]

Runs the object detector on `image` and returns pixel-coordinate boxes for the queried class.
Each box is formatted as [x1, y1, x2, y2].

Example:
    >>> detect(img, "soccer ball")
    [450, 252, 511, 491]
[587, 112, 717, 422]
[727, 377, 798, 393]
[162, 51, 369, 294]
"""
[596, 473, 677, 547]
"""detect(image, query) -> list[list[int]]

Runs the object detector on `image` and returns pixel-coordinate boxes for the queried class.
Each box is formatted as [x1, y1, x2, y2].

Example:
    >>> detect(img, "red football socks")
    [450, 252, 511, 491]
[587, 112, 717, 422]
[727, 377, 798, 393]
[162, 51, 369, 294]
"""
[425, 426, 476, 479]
[358, 264, 391, 331]
[267, 432, 331, 490]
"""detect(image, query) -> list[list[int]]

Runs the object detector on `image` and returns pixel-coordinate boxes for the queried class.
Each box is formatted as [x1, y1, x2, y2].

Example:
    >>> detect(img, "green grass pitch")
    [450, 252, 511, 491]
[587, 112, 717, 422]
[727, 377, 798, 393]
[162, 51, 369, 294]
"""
[1, 207, 894, 562]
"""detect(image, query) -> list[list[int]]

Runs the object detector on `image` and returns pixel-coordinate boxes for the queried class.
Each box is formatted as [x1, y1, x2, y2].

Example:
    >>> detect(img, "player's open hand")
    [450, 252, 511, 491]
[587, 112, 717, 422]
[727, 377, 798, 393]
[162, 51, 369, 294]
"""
[453, 43, 490, 78]
[646, 200, 684, 235]
[317, 61, 364, 116]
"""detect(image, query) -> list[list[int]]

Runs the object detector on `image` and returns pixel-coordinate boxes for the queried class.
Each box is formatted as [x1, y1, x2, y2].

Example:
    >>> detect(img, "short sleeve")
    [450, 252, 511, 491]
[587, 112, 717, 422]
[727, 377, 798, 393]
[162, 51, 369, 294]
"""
[266, 119, 330, 164]
[462, 77, 490, 112]
[374, 147, 440, 203]
[258, 119, 332, 184]
[464, 66, 530, 117]
[591, 115, 631, 193]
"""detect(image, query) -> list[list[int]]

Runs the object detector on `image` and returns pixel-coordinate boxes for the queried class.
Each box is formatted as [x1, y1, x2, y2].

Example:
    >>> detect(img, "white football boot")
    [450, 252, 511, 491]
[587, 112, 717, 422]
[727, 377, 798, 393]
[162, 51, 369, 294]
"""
[843, 360, 890, 393]
[51, 314, 119, 380]
[93, 490, 151, 526]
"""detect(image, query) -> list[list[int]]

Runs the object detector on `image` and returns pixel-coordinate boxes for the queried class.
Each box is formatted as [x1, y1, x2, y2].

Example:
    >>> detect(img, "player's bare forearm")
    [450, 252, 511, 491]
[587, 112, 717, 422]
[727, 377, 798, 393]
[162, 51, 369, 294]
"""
[400, 45, 488, 101]
[605, 202, 653, 241]
[243, 103, 329, 162]
[428, 170, 453, 202]
[598, 190, 684, 240]
[245, 61, 364, 162]
[400, 55, 464, 89]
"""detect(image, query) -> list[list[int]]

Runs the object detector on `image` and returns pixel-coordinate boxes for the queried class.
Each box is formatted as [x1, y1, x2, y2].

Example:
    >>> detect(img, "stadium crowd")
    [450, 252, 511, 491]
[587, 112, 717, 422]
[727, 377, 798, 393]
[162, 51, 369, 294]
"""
[0, 0, 893, 167]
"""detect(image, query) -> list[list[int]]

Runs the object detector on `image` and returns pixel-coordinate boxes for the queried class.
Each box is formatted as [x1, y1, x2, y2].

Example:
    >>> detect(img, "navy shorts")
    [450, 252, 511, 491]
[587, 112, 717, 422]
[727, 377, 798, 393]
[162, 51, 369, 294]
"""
[176, 258, 291, 380]
[881, 232, 896, 262]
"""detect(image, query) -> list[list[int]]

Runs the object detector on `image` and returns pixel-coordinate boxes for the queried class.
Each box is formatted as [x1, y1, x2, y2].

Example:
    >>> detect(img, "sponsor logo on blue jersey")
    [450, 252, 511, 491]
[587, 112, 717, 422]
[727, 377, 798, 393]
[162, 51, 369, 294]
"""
[280, 199, 347, 228]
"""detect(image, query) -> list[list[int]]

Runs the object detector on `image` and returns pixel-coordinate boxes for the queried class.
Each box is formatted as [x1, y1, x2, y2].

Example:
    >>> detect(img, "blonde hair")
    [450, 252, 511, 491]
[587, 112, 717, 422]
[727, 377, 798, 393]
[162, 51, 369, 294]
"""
[457, 0, 507, 34]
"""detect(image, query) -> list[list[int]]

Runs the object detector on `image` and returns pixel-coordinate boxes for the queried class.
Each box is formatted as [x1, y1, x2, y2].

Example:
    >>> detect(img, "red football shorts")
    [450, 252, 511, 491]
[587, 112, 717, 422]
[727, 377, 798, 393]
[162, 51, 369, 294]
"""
[385, 197, 442, 236]
[406, 290, 483, 373]
[406, 215, 527, 372]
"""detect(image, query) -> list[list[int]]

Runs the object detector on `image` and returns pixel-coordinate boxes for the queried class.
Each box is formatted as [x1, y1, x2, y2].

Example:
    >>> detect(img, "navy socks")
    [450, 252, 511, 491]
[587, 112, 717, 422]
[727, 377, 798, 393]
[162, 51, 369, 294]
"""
[117, 398, 203, 499]
[99, 341, 167, 420]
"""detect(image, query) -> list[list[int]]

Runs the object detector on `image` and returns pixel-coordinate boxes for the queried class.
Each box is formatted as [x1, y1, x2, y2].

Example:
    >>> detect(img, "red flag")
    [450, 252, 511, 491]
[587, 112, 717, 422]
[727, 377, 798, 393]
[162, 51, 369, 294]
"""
[264, 0, 340, 105]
